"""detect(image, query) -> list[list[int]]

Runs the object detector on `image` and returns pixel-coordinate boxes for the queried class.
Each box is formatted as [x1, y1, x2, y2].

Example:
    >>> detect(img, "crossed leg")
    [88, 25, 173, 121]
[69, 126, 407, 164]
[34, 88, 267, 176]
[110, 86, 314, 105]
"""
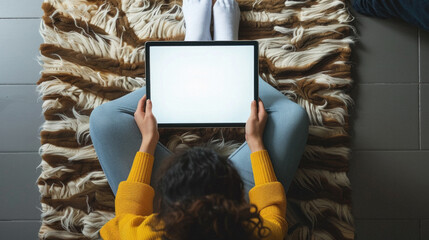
[89, 75, 309, 196]
[89, 86, 173, 195]
[228, 78, 309, 198]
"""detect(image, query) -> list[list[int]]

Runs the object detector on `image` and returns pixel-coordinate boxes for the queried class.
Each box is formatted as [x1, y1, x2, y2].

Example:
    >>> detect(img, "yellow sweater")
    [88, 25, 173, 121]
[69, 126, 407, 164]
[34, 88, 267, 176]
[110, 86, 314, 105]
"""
[99, 149, 288, 239]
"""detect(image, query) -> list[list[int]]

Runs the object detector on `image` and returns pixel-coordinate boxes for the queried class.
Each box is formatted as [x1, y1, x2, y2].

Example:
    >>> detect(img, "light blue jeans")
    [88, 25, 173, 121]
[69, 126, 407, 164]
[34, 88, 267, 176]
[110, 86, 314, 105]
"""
[89, 75, 309, 197]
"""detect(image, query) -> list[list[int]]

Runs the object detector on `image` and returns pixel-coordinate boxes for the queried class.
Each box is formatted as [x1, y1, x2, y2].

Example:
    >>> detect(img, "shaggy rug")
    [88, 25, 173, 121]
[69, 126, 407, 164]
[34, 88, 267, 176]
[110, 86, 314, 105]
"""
[36, 0, 356, 239]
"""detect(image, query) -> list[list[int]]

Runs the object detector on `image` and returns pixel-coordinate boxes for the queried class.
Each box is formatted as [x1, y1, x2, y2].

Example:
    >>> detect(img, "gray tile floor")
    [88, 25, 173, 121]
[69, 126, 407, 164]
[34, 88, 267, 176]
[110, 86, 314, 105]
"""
[348, 5, 429, 240]
[0, 0, 428, 239]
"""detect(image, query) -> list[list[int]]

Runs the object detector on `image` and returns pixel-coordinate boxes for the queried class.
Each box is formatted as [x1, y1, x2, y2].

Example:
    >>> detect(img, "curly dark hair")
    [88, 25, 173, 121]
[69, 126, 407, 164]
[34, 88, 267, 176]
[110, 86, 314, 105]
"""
[149, 146, 271, 240]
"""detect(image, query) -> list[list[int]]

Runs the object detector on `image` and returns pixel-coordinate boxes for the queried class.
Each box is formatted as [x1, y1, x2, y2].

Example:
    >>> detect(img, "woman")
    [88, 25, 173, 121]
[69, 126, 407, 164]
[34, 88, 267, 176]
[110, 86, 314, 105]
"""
[89, 0, 309, 239]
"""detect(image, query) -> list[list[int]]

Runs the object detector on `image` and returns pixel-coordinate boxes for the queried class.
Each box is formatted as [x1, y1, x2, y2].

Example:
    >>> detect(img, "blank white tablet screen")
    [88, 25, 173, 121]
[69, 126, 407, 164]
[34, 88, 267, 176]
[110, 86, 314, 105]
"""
[149, 45, 255, 124]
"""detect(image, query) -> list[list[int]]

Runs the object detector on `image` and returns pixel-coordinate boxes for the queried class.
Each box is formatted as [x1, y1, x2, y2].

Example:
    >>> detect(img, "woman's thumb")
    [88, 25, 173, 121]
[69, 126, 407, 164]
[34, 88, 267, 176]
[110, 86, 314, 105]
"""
[146, 99, 152, 113]
[250, 100, 257, 118]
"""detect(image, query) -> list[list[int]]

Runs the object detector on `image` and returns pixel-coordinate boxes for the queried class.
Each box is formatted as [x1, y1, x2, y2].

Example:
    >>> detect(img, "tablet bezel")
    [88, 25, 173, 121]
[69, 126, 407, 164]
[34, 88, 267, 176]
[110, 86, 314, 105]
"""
[145, 40, 259, 128]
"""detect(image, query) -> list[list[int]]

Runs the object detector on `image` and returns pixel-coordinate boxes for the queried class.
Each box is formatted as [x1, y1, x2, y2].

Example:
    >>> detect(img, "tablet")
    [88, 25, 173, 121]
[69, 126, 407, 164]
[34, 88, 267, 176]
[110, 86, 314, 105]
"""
[145, 41, 258, 128]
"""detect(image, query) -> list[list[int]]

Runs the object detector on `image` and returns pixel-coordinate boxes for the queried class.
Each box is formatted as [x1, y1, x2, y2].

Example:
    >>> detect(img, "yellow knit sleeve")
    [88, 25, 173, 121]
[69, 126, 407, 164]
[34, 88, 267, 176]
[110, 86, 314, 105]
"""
[127, 151, 154, 184]
[99, 151, 160, 239]
[249, 149, 288, 239]
[250, 149, 277, 185]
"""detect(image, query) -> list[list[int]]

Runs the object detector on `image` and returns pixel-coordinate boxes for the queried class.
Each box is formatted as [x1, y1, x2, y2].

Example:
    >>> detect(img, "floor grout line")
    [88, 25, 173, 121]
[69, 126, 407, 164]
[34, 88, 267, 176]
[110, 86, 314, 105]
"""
[0, 220, 41, 222]
[354, 218, 422, 220]
[420, 219, 422, 240]
[418, 29, 422, 150]
[351, 149, 429, 152]
[358, 82, 419, 85]
[0, 84, 37, 86]
[0, 17, 41, 19]
[0, 151, 39, 154]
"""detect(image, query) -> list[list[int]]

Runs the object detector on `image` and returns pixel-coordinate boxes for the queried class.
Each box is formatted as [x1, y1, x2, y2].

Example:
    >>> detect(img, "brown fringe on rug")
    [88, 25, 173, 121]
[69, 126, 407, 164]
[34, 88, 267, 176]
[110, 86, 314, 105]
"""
[36, 0, 356, 239]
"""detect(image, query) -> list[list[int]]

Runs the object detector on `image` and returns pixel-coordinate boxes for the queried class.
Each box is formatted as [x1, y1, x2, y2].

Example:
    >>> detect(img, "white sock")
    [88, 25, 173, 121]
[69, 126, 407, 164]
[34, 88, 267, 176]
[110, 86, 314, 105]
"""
[213, 0, 240, 41]
[182, 0, 212, 41]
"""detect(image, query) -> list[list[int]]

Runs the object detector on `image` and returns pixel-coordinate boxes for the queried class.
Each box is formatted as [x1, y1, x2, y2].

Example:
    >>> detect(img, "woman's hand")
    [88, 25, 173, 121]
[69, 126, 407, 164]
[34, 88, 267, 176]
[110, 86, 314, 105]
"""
[245, 98, 268, 153]
[134, 94, 159, 155]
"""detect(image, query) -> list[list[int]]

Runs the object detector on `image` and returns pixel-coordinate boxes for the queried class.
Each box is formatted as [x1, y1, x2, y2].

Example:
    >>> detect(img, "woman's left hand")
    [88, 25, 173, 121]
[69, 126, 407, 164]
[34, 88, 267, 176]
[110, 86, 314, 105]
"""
[134, 94, 159, 153]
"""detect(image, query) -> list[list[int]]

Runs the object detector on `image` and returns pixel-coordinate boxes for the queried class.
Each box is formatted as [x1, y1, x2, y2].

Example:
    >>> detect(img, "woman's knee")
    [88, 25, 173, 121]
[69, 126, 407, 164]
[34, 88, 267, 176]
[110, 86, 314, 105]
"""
[293, 104, 309, 137]
[276, 99, 310, 137]
[89, 104, 116, 137]
[288, 103, 310, 153]
[293, 103, 310, 135]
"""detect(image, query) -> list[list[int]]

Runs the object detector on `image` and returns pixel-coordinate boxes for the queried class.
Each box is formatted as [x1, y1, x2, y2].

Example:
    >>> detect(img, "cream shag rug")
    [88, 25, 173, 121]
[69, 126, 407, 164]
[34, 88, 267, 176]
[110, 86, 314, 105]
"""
[36, 0, 356, 239]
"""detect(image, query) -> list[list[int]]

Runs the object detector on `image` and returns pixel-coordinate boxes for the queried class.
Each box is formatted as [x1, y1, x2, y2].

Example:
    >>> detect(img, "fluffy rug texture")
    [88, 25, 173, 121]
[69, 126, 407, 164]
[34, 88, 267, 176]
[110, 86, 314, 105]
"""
[36, 0, 356, 239]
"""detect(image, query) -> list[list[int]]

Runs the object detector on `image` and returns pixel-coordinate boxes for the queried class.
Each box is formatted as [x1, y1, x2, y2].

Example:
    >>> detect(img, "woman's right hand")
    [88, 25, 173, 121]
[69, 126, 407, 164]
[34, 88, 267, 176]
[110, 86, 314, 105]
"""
[245, 98, 268, 153]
